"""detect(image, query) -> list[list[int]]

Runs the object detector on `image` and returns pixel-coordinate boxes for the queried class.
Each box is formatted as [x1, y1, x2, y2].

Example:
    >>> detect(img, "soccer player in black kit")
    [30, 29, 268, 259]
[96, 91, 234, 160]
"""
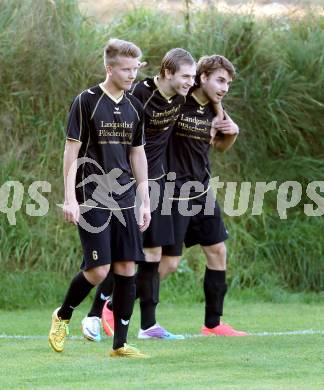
[82, 49, 197, 340]
[48, 38, 151, 358]
[159, 55, 248, 336]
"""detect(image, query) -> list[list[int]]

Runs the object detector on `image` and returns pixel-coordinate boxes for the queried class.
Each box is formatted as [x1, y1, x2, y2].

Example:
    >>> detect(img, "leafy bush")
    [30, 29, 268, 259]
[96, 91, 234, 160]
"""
[0, 0, 323, 308]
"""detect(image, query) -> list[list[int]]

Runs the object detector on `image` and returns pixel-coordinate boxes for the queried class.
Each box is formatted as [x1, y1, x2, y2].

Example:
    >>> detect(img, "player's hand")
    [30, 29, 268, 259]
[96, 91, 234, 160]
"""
[138, 61, 148, 69]
[212, 112, 239, 136]
[210, 114, 223, 144]
[63, 200, 80, 225]
[137, 202, 151, 232]
[210, 126, 218, 144]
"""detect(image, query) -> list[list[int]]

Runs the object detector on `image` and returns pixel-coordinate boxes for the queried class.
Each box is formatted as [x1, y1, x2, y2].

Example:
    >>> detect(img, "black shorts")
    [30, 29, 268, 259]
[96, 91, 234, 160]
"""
[162, 193, 228, 257]
[78, 206, 145, 271]
[143, 176, 174, 248]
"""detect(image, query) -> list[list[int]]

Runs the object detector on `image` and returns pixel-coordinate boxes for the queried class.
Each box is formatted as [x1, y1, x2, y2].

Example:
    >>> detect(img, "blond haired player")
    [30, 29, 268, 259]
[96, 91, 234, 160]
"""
[49, 38, 151, 358]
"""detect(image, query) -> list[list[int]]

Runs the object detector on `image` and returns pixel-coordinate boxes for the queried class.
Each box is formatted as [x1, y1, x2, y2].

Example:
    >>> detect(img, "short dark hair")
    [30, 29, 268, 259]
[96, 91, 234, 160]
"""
[196, 55, 235, 86]
[159, 48, 195, 77]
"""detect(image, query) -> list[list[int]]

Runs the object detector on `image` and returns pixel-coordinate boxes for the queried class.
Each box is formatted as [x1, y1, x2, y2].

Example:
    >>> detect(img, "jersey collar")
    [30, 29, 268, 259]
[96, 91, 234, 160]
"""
[99, 83, 124, 104]
[153, 76, 176, 102]
[191, 91, 209, 107]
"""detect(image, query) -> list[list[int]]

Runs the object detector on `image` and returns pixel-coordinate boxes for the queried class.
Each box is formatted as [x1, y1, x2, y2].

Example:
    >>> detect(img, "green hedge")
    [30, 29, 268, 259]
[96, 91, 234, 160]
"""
[0, 0, 323, 308]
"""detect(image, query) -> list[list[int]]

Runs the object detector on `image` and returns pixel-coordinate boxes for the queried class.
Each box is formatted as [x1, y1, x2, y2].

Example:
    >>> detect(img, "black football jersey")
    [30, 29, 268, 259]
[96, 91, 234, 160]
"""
[167, 91, 215, 198]
[66, 84, 145, 209]
[131, 77, 185, 179]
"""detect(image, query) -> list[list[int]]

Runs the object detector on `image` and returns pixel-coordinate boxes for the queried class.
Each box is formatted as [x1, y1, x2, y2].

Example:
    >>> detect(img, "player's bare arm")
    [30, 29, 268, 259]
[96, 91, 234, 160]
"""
[213, 111, 239, 152]
[130, 145, 151, 232]
[63, 139, 81, 225]
[210, 101, 224, 143]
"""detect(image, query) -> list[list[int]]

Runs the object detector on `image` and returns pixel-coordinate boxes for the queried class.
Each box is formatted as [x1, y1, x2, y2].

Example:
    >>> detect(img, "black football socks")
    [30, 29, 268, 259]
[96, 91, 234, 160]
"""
[112, 273, 136, 350]
[87, 271, 114, 317]
[204, 267, 228, 329]
[58, 272, 94, 320]
[136, 262, 160, 330]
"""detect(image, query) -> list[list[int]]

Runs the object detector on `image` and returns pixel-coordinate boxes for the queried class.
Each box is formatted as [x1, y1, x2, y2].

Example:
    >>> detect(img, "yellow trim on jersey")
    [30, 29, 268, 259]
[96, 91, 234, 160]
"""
[143, 88, 158, 110]
[169, 186, 210, 200]
[149, 173, 166, 181]
[153, 76, 176, 102]
[79, 203, 136, 211]
[130, 173, 166, 181]
[66, 137, 82, 143]
[81, 130, 91, 202]
[129, 81, 139, 95]
[124, 95, 140, 121]
[90, 91, 105, 120]
[99, 83, 124, 104]
[191, 92, 209, 107]
[175, 132, 210, 142]
[98, 141, 132, 145]
[78, 93, 83, 141]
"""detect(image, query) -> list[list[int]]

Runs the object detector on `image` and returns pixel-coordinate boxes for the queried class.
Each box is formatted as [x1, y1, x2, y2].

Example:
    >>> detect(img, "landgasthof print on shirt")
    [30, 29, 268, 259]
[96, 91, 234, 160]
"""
[167, 91, 216, 199]
[130, 76, 185, 179]
[66, 84, 145, 209]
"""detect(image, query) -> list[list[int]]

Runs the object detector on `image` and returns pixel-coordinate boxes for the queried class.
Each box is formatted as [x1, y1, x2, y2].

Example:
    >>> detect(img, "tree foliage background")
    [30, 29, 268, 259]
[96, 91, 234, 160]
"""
[0, 0, 323, 308]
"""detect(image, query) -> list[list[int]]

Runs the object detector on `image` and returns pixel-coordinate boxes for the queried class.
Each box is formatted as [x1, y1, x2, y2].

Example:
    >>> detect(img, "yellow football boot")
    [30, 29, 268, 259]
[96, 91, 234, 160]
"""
[109, 343, 149, 359]
[49, 308, 69, 352]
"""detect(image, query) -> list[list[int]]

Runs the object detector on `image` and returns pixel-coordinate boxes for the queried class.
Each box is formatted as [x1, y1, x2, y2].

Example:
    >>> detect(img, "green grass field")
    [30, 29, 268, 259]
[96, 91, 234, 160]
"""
[1, 300, 323, 389]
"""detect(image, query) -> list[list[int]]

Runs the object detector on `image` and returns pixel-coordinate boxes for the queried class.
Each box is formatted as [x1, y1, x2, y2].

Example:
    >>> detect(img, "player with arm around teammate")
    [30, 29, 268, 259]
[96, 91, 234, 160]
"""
[159, 55, 248, 336]
[82, 48, 197, 341]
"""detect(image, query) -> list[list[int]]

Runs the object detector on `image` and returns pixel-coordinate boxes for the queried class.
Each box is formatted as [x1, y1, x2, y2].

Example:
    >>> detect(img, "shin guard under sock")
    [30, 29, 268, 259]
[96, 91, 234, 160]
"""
[58, 272, 94, 320]
[136, 262, 160, 330]
[112, 274, 136, 350]
[88, 271, 114, 317]
[204, 268, 227, 329]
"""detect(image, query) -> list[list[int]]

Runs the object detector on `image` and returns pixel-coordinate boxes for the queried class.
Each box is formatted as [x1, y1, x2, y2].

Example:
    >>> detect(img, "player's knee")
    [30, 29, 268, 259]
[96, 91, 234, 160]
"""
[215, 242, 227, 259]
[205, 242, 227, 270]
[113, 261, 135, 277]
[158, 261, 167, 279]
[168, 262, 179, 274]
[144, 247, 162, 262]
[84, 265, 110, 285]
[96, 269, 109, 283]
[163, 257, 181, 276]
